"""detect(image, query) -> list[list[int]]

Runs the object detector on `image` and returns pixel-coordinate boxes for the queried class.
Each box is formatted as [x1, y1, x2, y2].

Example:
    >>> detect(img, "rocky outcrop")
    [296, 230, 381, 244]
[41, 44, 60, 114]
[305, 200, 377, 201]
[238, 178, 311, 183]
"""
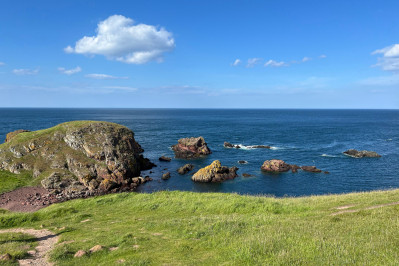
[177, 164, 194, 175]
[4, 129, 30, 143]
[172, 137, 211, 159]
[224, 142, 270, 149]
[0, 121, 155, 198]
[191, 160, 238, 182]
[261, 159, 326, 174]
[162, 172, 171, 180]
[343, 149, 381, 158]
[159, 156, 172, 162]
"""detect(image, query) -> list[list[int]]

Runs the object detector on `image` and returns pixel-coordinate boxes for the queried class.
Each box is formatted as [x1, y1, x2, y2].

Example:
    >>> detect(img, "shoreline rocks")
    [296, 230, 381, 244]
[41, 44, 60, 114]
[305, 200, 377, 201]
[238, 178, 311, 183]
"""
[343, 149, 381, 158]
[192, 160, 238, 182]
[162, 172, 171, 180]
[159, 156, 172, 162]
[172, 137, 211, 159]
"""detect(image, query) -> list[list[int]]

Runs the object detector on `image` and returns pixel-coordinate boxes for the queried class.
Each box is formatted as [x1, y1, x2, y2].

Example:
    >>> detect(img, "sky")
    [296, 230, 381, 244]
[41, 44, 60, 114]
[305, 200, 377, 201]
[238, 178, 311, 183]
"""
[0, 0, 398, 108]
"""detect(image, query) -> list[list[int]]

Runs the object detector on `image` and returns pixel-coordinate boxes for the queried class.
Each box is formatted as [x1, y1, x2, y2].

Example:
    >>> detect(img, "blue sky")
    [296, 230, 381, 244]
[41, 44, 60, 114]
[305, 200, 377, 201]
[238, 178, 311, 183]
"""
[0, 0, 398, 108]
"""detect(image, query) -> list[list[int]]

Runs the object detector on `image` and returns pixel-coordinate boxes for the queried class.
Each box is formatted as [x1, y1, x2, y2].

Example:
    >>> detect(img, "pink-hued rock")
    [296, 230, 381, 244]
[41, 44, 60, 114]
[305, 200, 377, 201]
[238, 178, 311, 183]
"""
[172, 136, 211, 159]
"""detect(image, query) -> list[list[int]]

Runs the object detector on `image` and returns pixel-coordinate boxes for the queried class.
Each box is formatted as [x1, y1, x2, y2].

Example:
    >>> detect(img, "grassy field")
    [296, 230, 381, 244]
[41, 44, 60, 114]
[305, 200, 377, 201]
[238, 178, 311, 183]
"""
[0, 170, 34, 194]
[0, 189, 399, 265]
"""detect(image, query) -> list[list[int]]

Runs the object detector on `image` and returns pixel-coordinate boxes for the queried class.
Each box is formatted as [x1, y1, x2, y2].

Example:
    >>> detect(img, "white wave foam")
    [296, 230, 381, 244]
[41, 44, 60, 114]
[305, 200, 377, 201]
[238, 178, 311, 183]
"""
[269, 146, 280, 150]
[321, 154, 339, 158]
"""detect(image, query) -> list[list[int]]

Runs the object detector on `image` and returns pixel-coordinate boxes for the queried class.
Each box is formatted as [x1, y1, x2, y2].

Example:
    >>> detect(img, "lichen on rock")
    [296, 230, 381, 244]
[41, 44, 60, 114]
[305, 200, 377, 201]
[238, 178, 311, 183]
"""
[191, 160, 238, 182]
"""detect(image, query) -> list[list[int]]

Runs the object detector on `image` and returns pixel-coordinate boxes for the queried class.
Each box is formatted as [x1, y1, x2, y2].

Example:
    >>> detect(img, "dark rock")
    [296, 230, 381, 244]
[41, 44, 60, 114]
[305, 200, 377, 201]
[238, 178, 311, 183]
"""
[4, 129, 30, 143]
[159, 156, 172, 162]
[290, 164, 300, 173]
[172, 137, 211, 159]
[224, 142, 234, 148]
[301, 166, 322, 173]
[261, 160, 291, 173]
[242, 173, 254, 177]
[192, 160, 238, 182]
[177, 164, 194, 175]
[324, 171, 330, 174]
[238, 160, 248, 164]
[343, 149, 381, 158]
[162, 172, 171, 180]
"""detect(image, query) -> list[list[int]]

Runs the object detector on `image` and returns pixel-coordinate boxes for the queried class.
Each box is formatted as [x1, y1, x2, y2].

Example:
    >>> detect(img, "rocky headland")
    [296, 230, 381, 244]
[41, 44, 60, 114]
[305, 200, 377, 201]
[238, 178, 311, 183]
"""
[0, 121, 155, 202]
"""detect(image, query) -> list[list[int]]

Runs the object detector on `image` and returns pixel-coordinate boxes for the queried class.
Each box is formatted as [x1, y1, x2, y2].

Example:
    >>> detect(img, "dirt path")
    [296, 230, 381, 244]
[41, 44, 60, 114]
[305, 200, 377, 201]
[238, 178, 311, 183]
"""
[332, 201, 399, 216]
[0, 228, 58, 265]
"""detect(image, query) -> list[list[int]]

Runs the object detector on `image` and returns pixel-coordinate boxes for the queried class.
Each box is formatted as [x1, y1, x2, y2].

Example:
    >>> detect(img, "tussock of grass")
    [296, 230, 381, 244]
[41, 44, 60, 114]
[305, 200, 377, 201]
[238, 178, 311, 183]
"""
[1, 190, 399, 265]
[0, 232, 37, 264]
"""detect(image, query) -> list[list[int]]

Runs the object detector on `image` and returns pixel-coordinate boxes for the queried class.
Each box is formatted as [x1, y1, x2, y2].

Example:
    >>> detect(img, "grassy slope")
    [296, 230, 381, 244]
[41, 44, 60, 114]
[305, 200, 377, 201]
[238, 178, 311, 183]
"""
[0, 190, 399, 265]
[0, 232, 37, 265]
[0, 170, 33, 194]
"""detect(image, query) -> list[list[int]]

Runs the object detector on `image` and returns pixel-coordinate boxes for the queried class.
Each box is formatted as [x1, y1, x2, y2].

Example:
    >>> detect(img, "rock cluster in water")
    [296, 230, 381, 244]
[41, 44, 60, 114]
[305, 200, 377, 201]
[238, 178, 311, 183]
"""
[172, 136, 211, 159]
[343, 149, 381, 158]
[191, 160, 238, 182]
[260, 159, 326, 174]
[177, 164, 194, 175]
[0, 121, 155, 199]
[224, 142, 271, 149]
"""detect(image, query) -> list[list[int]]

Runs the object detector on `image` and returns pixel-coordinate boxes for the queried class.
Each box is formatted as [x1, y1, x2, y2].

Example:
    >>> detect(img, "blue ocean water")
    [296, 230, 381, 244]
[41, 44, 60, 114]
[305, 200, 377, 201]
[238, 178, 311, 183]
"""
[0, 108, 398, 197]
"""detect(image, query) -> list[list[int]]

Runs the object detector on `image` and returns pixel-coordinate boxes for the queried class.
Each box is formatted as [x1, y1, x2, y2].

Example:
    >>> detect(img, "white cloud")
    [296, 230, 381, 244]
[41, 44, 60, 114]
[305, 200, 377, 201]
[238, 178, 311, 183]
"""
[372, 44, 399, 72]
[302, 57, 311, 62]
[319, 54, 327, 59]
[12, 68, 39, 75]
[246, 58, 262, 68]
[0, 62, 5, 66]
[102, 86, 138, 92]
[85, 73, 128, 80]
[372, 44, 399, 57]
[58, 66, 82, 75]
[232, 59, 241, 66]
[65, 15, 175, 64]
[264, 60, 287, 67]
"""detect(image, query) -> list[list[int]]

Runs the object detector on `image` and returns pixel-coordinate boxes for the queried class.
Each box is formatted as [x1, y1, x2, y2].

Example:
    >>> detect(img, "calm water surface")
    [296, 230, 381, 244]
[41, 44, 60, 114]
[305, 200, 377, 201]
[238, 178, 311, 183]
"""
[0, 108, 398, 197]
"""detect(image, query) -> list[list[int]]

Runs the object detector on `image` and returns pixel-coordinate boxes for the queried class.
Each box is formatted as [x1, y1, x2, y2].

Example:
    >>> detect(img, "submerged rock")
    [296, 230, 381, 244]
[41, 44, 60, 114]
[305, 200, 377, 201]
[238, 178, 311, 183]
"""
[301, 166, 322, 173]
[238, 160, 248, 164]
[177, 164, 194, 175]
[159, 156, 172, 162]
[343, 149, 381, 158]
[0, 121, 154, 198]
[162, 172, 171, 180]
[191, 160, 238, 182]
[224, 142, 240, 149]
[251, 145, 271, 149]
[171, 136, 211, 159]
[242, 173, 254, 177]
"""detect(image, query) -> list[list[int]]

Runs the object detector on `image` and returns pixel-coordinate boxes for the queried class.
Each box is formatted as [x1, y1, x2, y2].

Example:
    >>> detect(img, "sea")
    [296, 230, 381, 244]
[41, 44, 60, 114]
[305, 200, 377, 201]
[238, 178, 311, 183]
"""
[0, 108, 398, 197]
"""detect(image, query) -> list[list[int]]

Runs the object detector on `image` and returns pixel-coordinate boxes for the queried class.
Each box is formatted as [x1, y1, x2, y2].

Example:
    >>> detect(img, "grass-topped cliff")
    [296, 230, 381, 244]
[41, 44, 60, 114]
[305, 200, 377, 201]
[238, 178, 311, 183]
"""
[1, 189, 399, 265]
[0, 121, 153, 196]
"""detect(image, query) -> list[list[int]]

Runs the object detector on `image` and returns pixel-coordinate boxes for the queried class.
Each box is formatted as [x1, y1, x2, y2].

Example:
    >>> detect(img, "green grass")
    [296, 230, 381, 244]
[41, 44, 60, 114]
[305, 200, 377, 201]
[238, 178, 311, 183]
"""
[0, 170, 33, 194]
[0, 232, 37, 265]
[1, 189, 399, 265]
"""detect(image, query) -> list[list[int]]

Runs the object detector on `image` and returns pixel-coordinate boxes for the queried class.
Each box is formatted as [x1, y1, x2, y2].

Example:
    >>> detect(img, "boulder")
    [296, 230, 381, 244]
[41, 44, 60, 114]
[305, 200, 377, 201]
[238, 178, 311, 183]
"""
[74, 250, 86, 258]
[191, 160, 238, 182]
[4, 129, 30, 143]
[162, 172, 171, 180]
[89, 245, 103, 253]
[224, 142, 234, 148]
[261, 160, 291, 173]
[159, 156, 172, 162]
[172, 137, 211, 159]
[177, 164, 194, 175]
[0, 121, 154, 199]
[343, 149, 381, 158]
[301, 166, 322, 173]
[238, 160, 248, 164]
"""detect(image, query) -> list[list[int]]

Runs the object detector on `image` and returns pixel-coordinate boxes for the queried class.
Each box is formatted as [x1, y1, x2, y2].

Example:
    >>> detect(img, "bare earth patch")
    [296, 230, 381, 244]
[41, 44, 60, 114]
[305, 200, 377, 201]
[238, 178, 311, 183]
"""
[0, 187, 58, 212]
[0, 228, 58, 265]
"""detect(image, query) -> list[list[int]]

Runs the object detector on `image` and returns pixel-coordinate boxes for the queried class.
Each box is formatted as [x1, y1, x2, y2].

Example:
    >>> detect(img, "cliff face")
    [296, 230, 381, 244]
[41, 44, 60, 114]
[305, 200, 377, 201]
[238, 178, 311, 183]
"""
[0, 121, 154, 197]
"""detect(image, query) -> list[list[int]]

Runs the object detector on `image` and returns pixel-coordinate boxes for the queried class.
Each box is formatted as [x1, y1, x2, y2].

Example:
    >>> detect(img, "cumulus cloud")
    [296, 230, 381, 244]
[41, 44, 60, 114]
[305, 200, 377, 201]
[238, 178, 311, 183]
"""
[264, 60, 287, 67]
[85, 73, 128, 80]
[232, 59, 241, 66]
[246, 58, 262, 68]
[58, 66, 82, 75]
[12, 68, 39, 75]
[372, 44, 399, 72]
[65, 15, 175, 64]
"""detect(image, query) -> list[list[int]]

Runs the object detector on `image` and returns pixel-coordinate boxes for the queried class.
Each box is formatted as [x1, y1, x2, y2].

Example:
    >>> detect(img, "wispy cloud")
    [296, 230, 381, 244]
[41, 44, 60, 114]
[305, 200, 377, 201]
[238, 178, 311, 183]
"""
[58, 66, 82, 75]
[0, 62, 5, 66]
[264, 60, 287, 67]
[102, 86, 138, 92]
[372, 44, 399, 72]
[85, 73, 128, 80]
[232, 59, 241, 66]
[12, 68, 39, 75]
[302, 57, 311, 62]
[357, 75, 399, 86]
[246, 58, 262, 68]
[319, 54, 327, 59]
[65, 15, 175, 64]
